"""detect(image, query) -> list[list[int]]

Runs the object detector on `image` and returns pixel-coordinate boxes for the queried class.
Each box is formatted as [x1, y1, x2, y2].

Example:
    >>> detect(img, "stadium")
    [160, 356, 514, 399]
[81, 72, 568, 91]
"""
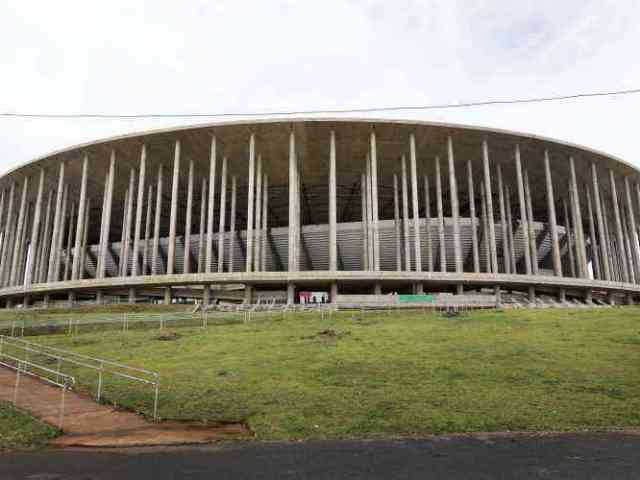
[0, 118, 638, 308]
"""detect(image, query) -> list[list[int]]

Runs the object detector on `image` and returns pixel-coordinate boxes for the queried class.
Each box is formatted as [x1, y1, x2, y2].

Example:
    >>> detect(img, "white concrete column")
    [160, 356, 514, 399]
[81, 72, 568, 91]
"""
[254, 155, 262, 272]
[624, 177, 640, 282]
[435, 156, 445, 272]
[3, 215, 16, 286]
[288, 131, 297, 273]
[206, 136, 218, 274]
[217, 156, 228, 273]
[96, 162, 108, 277]
[634, 183, 640, 278]
[563, 198, 576, 278]
[480, 182, 490, 273]
[48, 163, 65, 282]
[330, 282, 338, 303]
[609, 169, 629, 282]
[401, 156, 410, 271]
[142, 184, 153, 275]
[79, 197, 90, 280]
[585, 185, 600, 279]
[544, 150, 562, 277]
[183, 159, 194, 274]
[505, 185, 517, 273]
[22, 201, 34, 282]
[601, 196, 616, 281]
[98, 152, 115, 279]
[151, 165, 163, 275]
[132, 146, 146, 277]
[294, 158, 301, 272]
[622, 211, 636, 283]
[287, 283, 295, 305]
[10, 176, 28, 286]
[514, 144, 531, 275]
[32, 197, 45, 283]
[393, 174, 401, 270]
[54, 184, 69, 282]
[63, 201, 75, 281]
[37, 190, 53, 283]
[329, 131, 337, 272]
[261, 175, 268, 272]
[591, 164, 610, 280]
[0, 187, 9, 271]
[606, 203, 618, 281]
[482, 140, 498, 275]
[16, 200, 31, 286]
[71, 155, 89, 280]
[28, 171, 44, 284]
[467, 161, 480, 273]
[409, 133, 421, 273]
[198, 179, 206, 273]
[246, 134, 256, 272]
[167, 140, 181, 275]
[424, 175, 433, 272]
[0, 189, 5, 259]
[370, 131, 380, 271]
[569, 157, 587, 278]
[96, 170, 108, 278]
[365, 155, 373, 269]
[447, 137, 462, 274]
[229, 176, 237, 272]
[361, 172, 369, 270]
[497, 163, 509, 274]
[524, 169, 538, 275]
[0, 183, 15, 285]
[122, 168, 135, 276]
[287, 134, 299, 301]
[118, 190, 129, 275]
[26, 169, 44, 285]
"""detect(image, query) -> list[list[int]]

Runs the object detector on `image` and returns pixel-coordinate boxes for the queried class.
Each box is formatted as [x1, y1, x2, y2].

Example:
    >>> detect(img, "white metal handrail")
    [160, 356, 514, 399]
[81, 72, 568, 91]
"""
[0, 311, 199, 327]
[0, 335, 160, 420]
[0, 354, 75, 389]
[0, 347, 75, 429]
[2, 335, 157, 377]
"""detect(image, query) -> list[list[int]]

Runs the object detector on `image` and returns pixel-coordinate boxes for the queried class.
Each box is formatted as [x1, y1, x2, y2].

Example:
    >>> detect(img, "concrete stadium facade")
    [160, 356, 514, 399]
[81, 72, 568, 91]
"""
[0, 118, 639, 307]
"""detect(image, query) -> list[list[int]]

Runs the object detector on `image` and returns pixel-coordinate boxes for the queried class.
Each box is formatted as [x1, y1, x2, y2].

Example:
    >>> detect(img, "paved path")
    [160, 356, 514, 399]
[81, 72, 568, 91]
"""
[0, 366, 248, 446]
[2, 433, 639, 479]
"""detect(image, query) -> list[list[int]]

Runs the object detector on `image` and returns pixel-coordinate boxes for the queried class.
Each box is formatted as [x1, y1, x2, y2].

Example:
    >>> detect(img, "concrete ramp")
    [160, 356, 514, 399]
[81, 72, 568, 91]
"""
[0, 366, 250, 447]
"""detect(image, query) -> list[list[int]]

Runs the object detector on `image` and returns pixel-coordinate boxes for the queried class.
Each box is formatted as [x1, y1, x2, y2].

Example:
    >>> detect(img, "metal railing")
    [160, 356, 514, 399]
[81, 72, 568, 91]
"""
[0, 311, 203, 336]
[0, 336, 75, 428]
[0, 306, 340, 336]
[0, 335, 160, 421]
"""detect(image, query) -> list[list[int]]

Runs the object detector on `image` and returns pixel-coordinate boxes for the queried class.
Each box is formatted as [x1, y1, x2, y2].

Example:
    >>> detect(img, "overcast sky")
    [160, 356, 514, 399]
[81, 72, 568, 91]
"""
[1, 0, 639, 173]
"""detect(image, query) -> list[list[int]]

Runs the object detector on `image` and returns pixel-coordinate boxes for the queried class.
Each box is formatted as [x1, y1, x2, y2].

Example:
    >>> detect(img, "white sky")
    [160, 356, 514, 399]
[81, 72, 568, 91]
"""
[1, 0, 639, 173]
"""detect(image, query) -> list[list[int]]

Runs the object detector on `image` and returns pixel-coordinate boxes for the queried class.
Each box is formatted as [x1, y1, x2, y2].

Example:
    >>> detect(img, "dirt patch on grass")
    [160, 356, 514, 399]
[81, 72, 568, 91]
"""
[155, 331, 181, 341]
[51, 421, 252, 447]
[301, 329, 351, 341]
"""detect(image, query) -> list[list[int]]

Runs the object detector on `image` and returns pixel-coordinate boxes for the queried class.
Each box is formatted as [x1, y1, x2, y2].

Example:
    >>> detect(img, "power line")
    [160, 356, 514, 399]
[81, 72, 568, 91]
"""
[1, 87, 639, 119]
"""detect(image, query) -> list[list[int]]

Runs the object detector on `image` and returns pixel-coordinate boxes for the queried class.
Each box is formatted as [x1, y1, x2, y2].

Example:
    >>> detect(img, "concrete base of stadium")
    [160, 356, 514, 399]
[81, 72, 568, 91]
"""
[0, 271, 637, 308]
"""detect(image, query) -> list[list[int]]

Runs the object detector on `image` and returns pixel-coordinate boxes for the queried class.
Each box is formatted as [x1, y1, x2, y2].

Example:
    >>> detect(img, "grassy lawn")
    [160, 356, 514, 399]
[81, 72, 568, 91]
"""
[0, 401, 60, 450]
[31, 308, 640, 440]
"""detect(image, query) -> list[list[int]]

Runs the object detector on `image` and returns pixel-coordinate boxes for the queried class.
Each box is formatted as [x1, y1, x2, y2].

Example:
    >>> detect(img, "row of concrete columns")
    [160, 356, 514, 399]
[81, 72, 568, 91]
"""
[3, 130, 640, 306]
[382, 136, 640, 290]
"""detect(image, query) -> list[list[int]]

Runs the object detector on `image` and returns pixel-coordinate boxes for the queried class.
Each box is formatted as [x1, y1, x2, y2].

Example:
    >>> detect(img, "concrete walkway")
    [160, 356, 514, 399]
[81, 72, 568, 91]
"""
[0, 366, 249, 447]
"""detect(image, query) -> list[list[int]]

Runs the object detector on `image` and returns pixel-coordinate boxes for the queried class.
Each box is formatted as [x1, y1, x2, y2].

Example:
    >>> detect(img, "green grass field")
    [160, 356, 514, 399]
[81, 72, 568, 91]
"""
[28, 308, 640, 440]
[0, 401, 60, 450]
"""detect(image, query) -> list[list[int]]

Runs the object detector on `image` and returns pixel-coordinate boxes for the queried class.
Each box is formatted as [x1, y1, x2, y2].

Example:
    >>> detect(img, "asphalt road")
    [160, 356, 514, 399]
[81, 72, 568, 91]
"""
[2, 433, 639, 479]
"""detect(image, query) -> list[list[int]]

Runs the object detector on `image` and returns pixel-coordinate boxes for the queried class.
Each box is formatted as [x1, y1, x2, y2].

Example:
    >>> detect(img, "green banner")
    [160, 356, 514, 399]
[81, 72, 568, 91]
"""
[398, 294, 435, 303]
